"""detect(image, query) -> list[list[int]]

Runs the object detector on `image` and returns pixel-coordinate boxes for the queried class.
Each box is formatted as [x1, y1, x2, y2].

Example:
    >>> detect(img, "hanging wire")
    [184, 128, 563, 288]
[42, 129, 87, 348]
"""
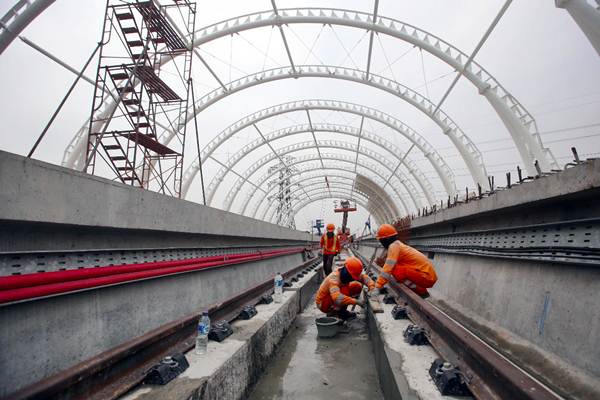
[263, 26, 275, 70]
[419, 48, 430, 99]
[330, 25, 361, 69]
[375, 32, 397, 82]
[302, 24, 326, 64]
[375, 45, 415, 75]
[338, 30, 369, 68]
[197, 47, 248, 75]
[286, 24, 326, 65]
[234, 31, 283, 69]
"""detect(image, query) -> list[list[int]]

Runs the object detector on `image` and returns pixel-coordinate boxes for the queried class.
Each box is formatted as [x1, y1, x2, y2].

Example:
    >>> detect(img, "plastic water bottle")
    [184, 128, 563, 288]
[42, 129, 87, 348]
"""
[274, 272, 284, 303]
[195, 311, 210, 355]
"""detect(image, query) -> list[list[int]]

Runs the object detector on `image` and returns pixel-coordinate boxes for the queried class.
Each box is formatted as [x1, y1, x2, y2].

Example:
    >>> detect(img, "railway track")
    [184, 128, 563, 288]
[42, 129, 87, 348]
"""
[352, 249, 562, 400]
[4, 255, 321, 400]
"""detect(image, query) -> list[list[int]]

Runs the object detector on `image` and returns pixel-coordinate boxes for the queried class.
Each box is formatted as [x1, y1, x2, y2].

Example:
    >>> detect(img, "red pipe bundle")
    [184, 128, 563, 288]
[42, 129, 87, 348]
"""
[0, 247, 303, 304]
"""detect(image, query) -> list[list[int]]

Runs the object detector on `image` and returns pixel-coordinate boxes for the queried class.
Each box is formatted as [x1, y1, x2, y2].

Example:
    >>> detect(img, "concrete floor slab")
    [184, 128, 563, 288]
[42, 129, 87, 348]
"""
[247, 301, 384, 400]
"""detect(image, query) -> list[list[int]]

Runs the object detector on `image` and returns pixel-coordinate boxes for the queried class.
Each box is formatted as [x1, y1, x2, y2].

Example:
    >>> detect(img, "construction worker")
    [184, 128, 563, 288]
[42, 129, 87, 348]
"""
[374, 224, 437, 298]
[320, 223, 340, 275]
[316, 256, 375, 320]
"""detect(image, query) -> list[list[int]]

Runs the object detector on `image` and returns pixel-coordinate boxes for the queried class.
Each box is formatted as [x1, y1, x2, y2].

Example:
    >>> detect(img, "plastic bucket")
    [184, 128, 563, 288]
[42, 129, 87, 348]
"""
[315, 317, 340, 338]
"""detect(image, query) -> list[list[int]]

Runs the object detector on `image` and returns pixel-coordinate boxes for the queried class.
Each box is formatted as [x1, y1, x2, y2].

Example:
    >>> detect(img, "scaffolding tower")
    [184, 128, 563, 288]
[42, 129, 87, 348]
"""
[267, 156, 297, 229]
[85, 0, 195, 197]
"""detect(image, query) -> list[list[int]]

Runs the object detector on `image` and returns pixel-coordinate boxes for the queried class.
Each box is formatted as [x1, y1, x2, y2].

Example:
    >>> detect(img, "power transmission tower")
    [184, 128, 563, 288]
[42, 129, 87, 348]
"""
[267, 156, 297, 228]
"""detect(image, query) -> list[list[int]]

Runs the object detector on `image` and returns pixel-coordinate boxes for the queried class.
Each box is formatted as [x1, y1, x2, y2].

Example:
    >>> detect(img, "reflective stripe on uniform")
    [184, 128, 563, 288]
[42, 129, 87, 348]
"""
[403, 279, 417, 289]
[384, 259, 396, 266]
[380, 271, 393, 280]
[329, 286, 340, 293]
[334, 295, 345, 306]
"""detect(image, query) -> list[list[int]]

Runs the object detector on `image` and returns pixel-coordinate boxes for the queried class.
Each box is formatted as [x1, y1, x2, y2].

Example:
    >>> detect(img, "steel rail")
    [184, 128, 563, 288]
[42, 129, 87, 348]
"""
[4, 254, 321, 400]
[353, 250, 561, 400]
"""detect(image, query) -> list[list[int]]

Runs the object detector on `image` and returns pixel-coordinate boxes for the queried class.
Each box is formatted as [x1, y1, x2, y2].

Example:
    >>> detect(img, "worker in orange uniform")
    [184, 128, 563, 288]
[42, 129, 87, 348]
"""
[316, 256, 375, 320]
[374, 224, 437, 298]
[320, 223, 340, 275]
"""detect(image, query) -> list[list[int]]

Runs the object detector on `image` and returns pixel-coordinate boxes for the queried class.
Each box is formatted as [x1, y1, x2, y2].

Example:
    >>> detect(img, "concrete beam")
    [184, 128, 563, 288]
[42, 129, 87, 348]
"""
[0, 150, 308, 241]
[412, 159, 600, 229]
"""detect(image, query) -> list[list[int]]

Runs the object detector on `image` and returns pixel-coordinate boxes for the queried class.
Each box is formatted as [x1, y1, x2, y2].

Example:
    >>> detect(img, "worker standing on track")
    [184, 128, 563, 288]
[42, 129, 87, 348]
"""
[316, 256, 375, 320]
[374, 224, 438, 298]
[320, 223, 340, 275]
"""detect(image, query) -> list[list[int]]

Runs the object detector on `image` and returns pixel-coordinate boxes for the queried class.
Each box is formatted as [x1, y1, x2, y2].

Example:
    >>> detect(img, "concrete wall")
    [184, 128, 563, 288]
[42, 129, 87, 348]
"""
[0, 150, 316, 397]
[0, 252, 304, 397]
[0, 150, 310, 253]
[356, 160, 600, 399]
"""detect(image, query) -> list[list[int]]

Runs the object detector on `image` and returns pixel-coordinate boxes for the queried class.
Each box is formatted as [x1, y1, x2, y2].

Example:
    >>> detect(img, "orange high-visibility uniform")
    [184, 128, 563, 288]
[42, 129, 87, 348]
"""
[316, 269, 375, 312]
[375, 240, 437, 295]
[320, 234, 340, 255]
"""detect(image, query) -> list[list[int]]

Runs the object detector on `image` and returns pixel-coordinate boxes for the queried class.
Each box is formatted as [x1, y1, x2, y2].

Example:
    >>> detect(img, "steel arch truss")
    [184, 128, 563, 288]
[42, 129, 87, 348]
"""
[258, 169, 401, 221]
[263, 174, 398, 224]
[275, 183, 392, 226]
[186, 64, 488, 188]
[221, 140, 424, 215]
[182, 99, 456, 198]
[246, 161, 410, 219]
[284, 191, 389, 227]
[190, 7, 558, 174]
[199, 122, 436, 207]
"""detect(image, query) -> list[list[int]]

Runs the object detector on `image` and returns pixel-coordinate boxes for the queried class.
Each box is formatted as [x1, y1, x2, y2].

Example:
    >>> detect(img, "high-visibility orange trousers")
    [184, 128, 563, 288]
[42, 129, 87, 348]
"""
[392, 267, 437, 296]
[318, 281, 362, 313]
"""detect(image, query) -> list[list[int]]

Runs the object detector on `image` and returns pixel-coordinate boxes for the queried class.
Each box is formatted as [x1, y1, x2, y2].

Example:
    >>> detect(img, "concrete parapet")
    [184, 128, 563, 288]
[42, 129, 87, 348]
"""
[0, 253, 305, 397]
[0, 150, 309, 253]
[121, 268, 322, 400]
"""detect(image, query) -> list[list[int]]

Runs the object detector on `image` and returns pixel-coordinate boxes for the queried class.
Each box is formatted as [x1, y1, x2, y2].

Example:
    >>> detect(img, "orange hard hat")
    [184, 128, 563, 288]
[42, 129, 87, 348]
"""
[345, 256, 363, 280]
[326, 223, 335, 232]
[376, 224, 397, 239]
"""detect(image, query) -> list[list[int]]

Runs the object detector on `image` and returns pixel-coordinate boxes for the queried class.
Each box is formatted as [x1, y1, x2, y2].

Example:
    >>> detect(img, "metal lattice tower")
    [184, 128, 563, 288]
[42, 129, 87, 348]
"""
[267, 156, 297, 229]
[85, 0, 195, 197]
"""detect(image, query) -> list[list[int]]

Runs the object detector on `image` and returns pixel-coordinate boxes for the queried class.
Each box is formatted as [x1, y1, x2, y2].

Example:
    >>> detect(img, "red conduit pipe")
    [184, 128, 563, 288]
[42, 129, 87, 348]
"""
[0, 251, 266, 290]
[0, 248, 303, 304]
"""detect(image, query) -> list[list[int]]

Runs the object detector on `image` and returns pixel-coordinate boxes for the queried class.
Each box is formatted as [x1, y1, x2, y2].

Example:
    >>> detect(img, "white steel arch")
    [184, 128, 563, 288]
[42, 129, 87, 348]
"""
[263, 175, 398, 223]
[260, 171, 399, 221]
[183, 64, 487, 189]
[283, 189, 389, 227]
[0, 0, 56, 55]
[247, 161, 410, 219]
[190, 7, 557, 174]
[183, 99, 456, 198]
[200, 123, 436, 207]
[268, 183, 393, 225]
[222, 141, 424, 213]
[284, 191, 391, 227]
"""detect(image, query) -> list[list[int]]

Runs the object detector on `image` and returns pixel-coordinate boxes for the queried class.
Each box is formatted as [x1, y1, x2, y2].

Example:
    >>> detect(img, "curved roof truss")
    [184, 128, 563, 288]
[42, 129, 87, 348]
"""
[283, 190, 390, 227]
[263, 175, 398, 224]
[222, 141, 423, 214]
[169, 65, 487, 188]
[190, 7, 557, 174]
[246, 162, 409, 219]
[183, 99, 456, 198]
[198, 122, 436, 207]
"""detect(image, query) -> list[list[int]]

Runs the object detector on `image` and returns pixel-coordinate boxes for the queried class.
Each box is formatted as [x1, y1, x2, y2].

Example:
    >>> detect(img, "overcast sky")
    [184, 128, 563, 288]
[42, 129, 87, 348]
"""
[1, 0, 599, 234]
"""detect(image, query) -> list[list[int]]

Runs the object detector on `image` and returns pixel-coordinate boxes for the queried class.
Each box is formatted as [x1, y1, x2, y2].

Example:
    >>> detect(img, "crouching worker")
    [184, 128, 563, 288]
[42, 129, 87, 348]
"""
[374, 224, 437, 298]
[316, 256, 375, 320]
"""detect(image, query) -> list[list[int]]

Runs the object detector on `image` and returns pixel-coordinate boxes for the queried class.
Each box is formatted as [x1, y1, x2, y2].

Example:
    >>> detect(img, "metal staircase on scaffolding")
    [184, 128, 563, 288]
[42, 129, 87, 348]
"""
[86, 0, 195, 197]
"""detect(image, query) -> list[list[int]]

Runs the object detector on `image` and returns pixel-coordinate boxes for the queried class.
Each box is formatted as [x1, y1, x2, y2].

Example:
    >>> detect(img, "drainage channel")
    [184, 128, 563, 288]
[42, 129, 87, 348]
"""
[247, 297, 384, 400]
